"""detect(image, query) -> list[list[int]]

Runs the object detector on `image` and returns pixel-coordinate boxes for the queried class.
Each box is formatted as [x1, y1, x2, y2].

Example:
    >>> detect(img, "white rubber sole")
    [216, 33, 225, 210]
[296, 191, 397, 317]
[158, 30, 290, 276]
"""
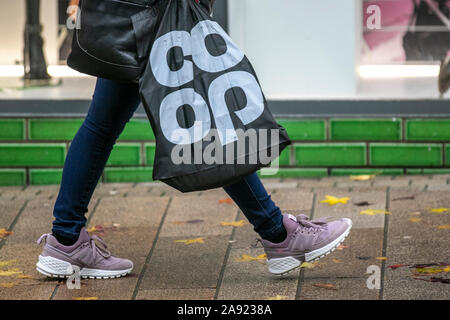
[267, 218, 352, 275]
[36, 255, 132, 280]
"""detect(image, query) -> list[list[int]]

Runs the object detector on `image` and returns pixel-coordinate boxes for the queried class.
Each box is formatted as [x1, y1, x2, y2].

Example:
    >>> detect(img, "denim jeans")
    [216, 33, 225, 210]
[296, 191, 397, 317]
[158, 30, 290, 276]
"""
[52, 78, 284, 241]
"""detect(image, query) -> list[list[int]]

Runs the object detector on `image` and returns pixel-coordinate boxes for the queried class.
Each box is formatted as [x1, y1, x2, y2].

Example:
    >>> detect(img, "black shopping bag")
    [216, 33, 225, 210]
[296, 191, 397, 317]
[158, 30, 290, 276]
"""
[139, 0, 291, 192]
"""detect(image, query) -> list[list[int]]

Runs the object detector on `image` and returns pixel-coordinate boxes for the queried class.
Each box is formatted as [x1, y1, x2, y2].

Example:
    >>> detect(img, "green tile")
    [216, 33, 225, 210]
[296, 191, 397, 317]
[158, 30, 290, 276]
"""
[29, 169, 62, 185]
[294, 143, 366, 166]
[330, 119, 401, 141]
[29, 119, 83, 140]
[259, 168, 328, 178]
[277, 119, 325, 141]
[119, 119, 155, 141]
[406, 169, 423, 175]
[0, 169, 26, 186]
[107, 143, 141, 166]
[144, 143, 156, 166]
[407, 168, 450, 175]
[331, 168, 403, 176]
[0, 119, 25, 141]
[0, 143, 66, 166]
[104, 167, 153, 183]
[447, 145, 450, 167]
[370, 144, 443, 167]
[406, 119, 450, 141]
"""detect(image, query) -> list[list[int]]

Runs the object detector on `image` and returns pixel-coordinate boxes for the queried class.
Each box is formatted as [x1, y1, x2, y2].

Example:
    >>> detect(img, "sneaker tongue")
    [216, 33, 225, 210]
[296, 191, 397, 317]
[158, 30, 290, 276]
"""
[283, 214, 299, 233]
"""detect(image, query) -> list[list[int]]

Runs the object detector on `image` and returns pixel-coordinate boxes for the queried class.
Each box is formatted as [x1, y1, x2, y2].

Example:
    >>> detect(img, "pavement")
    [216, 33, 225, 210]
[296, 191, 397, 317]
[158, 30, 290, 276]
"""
[0, 174, 449, 300]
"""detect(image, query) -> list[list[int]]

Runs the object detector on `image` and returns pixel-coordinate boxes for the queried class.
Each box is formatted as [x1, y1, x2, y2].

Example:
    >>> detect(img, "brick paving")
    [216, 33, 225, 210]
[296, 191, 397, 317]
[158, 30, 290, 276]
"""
[0, 175, 449, 300]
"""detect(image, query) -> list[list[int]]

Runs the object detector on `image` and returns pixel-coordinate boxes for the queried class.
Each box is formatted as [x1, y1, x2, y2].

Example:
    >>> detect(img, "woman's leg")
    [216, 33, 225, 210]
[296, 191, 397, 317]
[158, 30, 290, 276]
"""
[223, 173, 286, 242]
[51, 78, 141, 243]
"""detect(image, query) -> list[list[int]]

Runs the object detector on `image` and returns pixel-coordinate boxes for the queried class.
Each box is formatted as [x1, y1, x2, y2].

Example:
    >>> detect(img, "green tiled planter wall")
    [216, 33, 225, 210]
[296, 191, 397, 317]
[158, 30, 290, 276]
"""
[0, 117, 449, 185]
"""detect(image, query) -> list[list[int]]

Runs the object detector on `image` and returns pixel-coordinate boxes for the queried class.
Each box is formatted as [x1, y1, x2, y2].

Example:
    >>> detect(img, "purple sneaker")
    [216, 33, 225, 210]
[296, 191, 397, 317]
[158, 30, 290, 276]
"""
[262, 214, 352, 275]
[36, 227, 133, 279]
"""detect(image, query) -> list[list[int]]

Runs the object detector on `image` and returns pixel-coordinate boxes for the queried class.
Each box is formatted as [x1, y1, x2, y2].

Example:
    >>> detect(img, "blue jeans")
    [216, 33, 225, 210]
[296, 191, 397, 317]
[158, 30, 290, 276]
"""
[52, 78, 283, 241]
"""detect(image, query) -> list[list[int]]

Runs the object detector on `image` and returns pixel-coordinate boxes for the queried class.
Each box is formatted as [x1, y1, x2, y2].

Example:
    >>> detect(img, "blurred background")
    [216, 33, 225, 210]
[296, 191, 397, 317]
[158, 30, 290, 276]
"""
[0, 0, 449, 187]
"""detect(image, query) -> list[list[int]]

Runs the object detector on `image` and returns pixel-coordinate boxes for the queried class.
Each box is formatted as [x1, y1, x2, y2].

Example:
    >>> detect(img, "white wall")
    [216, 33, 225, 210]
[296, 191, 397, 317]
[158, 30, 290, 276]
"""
[0, 0, 58, 65]
[228, 0, 362, 99]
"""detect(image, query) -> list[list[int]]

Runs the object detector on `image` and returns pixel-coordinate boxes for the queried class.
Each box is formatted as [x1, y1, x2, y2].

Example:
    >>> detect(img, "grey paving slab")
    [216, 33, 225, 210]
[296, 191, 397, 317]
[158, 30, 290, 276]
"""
[24, 186, 61, 200]
[303, 228, 384, 279]
[0, 243, 57, 300]
[149, 184, 198, 197]
[271, 190, 314, 213]
[139, 235, 229, 290]
[307, 178, 343, 188]
[428, 184, 450, 191]
[299, 277, 379, 300]
[0, 199, 26, 230]
[314, 190, 387, 229]
[382, 190, 450, 300]
[373, 178, 410, 188]
[52, 196, 169, 300]
[0, 187, 25, 200]
[335, 180, 374, 189]
[2, 187, 43, 201]
[160, 195, 238, 237]
[92, 183, 135, 198]
[297, 179, 321, 189]
[136, 288, 215, 300]
[217, 247, 299, 300]
[0, 199, 63, 299]
[201, 188, 229, 199]
[127, 183, 152, 197]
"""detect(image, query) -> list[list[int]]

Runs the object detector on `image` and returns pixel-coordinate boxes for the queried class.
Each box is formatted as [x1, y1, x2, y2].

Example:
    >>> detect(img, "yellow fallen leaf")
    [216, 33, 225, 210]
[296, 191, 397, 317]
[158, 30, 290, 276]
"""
[73, 297, 98, 300]
[0, 268, 22, 277]
[174, 237, 205, 245]
[0, 260, 17, 267]
[266, 295, 287, 300]
[16, 274, 32, 279]
[332, 258, 343, 264]
[415, 266, 450, 274]
[220, 220, 247, 227]
[0, 282, 17, 288]
[321, 195, 350, 206]
[236, 254, 267, 262]
[86, 226, 98, 232]
[300, 262, 317, 269]
[0, 229, 13, 239]
[360, 209, 391, 216]
[408, 218, 422, 223]
[312, 283, 338, 290]
[438, 225, 450, 230]
[375, 257, 387, 261]
[350, 175, 375, 181]
[429, 208, 450, 213]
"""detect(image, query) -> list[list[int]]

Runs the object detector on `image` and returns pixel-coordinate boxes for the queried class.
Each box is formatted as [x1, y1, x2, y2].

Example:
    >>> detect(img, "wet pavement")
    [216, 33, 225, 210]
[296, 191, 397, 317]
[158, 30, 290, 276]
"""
[0, 175, 449, 300]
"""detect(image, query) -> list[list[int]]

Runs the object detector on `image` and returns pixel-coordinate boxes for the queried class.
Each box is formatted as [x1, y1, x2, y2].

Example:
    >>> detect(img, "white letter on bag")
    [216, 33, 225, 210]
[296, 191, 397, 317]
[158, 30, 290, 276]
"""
[160, 88, 211, 145]
[150, 31, 193, 87]
[191, 20, 244, 73]
[208, 71, 264, 145]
